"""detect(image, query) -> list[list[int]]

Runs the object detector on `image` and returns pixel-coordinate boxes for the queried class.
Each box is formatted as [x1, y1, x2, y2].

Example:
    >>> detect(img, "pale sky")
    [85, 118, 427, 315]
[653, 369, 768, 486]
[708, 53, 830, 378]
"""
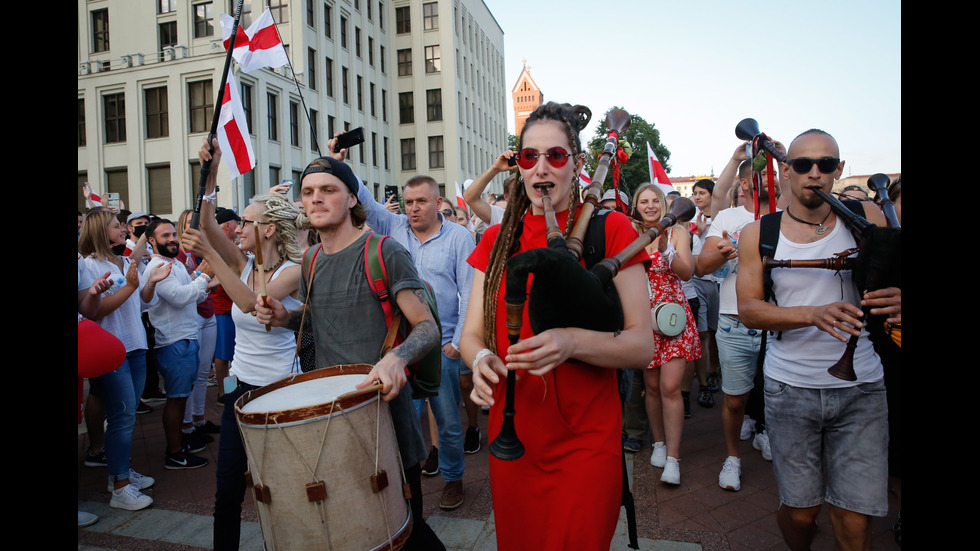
[484, 0, 901, 179]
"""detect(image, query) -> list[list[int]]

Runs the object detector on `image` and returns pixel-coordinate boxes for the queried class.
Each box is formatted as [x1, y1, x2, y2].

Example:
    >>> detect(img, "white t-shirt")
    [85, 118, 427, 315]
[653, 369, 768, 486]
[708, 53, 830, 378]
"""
[704, 206, 760, 316]
[86, 256, 157, 352]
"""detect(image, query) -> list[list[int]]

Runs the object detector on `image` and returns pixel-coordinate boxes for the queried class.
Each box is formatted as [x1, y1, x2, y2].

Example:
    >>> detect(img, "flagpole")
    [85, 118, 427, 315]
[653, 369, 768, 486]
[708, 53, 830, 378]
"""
[269, 14, 322, 157]
[191, 0, 245, 230]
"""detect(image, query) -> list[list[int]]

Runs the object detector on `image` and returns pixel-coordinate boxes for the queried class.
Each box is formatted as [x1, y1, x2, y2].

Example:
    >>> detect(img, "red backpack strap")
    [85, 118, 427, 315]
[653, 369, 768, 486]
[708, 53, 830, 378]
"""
[364, 233, 394, 327]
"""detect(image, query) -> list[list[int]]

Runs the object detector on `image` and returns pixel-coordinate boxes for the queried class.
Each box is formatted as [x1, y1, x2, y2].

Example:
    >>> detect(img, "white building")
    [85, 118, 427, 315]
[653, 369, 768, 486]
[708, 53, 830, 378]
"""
[78, 0, 506, 216]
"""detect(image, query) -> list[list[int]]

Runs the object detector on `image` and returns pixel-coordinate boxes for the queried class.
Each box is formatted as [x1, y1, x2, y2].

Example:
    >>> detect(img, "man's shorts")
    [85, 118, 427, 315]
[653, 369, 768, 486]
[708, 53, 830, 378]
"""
[716, 315, 764, 395]
[214, 313, 236, 362]
[155, 339, 200, 398]
[692, 278, 719, 332]
[764, 376, 889, 517]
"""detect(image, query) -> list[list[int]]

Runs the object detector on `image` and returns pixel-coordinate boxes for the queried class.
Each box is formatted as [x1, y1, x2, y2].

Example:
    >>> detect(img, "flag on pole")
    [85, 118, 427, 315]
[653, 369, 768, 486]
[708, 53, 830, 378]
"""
[579, 166, 592, 188]
[457, 180, 470, 211]
[220, 8, 289, 73]
[647, 142, 673, 195]
[215, 67, 256, 180]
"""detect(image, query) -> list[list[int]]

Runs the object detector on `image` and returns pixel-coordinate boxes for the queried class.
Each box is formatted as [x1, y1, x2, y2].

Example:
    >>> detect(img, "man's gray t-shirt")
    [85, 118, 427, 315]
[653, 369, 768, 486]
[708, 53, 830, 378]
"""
[300, 231, 427, 466]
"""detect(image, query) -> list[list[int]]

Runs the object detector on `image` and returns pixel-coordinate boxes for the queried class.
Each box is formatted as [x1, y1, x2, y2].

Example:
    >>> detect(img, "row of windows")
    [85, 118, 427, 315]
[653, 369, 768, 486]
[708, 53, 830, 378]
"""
[92, 3, 215, 54]
[396, 45, 441, 76]
[310, 0, 385, 32]
[399, 136, 443, 171]
[309, 47, 387, 95]
[395, 2, 439, 34]
[397, 89, 442, 124]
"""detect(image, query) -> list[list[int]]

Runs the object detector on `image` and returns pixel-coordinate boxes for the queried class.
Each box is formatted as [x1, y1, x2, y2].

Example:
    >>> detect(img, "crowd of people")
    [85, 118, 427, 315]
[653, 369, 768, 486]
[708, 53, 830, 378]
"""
[78, 101, 901, 551]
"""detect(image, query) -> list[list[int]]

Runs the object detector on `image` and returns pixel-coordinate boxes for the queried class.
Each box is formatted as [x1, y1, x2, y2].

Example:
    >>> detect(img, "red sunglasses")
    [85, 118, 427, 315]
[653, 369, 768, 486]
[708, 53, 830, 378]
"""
[515, 147, 574, 170]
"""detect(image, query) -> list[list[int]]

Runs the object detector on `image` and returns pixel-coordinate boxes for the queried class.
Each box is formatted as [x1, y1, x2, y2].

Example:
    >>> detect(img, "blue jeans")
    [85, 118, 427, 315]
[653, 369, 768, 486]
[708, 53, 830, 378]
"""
[413, 351, 463, 482]
[89, 349, 147, 482]
[213, 380, 259, 551]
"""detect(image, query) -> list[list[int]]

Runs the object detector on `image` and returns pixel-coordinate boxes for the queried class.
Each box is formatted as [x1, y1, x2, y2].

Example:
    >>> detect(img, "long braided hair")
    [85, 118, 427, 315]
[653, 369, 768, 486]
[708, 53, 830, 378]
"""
[250, 193, 304, 264]
[482, 102, 591, 351]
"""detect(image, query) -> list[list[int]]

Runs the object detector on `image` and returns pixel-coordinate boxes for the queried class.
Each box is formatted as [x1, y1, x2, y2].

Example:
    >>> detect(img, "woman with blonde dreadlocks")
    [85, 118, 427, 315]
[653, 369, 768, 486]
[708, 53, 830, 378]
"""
[461, 102, 655, 550]
[181, 139, 305, 551]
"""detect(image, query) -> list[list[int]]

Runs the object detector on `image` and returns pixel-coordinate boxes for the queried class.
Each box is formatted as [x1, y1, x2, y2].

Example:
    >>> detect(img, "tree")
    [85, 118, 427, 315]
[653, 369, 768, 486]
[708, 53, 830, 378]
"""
[507, 133, 518, 151]
[585, 107, 671, 203]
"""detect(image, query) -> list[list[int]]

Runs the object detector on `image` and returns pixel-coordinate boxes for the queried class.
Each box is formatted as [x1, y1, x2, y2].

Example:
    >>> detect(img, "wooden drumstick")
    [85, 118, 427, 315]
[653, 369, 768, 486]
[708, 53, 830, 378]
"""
[253, 221, 272, 332]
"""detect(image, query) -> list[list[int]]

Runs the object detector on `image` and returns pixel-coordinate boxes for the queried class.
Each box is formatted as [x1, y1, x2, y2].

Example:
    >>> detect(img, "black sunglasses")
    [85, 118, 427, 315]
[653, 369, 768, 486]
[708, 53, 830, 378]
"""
[787, 157, 840, 174]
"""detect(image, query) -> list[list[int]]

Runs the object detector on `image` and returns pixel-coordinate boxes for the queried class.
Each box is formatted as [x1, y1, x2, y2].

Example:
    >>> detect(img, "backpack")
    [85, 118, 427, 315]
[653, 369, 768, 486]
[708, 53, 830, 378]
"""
[301, 232, 443, 399]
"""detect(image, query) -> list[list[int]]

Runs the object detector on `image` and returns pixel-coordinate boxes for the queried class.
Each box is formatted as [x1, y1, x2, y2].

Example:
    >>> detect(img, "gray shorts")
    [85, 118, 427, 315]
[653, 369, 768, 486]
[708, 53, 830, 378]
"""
[764, 376, 889, 517]
[691, 278, 719, 331]
[716, 315, 763, 395]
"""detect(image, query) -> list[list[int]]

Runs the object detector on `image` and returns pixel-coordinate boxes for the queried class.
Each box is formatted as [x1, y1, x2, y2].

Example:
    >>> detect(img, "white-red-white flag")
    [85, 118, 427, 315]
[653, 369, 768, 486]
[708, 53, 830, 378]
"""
[579, 166, 592, 188]
[221, 8, 289, 73]
[215, 68, 256, 180]
[456, 180, 470, 211]
[647, 142, 673, 196]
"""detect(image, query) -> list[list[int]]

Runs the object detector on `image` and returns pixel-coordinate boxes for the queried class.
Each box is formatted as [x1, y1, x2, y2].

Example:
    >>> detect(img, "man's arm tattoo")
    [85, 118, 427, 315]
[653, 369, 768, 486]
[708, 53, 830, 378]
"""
[284, 305, 311, 332]
[393, 319, 439, 365]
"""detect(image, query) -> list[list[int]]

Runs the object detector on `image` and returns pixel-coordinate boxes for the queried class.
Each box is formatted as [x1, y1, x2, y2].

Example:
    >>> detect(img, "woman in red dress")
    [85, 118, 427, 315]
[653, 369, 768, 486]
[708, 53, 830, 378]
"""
[461, 102, 655, 550]
[632, 183, 700, 485]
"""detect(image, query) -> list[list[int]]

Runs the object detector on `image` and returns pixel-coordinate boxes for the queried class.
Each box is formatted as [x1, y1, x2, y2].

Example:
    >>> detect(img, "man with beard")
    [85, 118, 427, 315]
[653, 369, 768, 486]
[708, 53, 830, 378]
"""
[141, 218, 212, 470]
[697, 156, 778, 492]
[736, 129, 898, 550]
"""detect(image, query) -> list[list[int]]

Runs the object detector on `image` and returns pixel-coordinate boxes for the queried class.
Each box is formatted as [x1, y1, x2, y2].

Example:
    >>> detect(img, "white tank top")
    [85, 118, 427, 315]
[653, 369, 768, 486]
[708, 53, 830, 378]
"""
[764, 218, 883, 388]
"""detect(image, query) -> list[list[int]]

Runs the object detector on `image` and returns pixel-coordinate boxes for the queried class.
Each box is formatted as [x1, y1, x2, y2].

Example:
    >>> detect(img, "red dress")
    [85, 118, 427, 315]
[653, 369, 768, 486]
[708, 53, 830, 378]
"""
[468, 209, 647, 551]
[647, 248, 701, 367]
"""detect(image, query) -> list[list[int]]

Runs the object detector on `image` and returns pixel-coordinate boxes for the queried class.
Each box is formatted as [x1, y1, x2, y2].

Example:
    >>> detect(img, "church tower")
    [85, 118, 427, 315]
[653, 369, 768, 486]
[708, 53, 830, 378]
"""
[512, 60, 543, 137]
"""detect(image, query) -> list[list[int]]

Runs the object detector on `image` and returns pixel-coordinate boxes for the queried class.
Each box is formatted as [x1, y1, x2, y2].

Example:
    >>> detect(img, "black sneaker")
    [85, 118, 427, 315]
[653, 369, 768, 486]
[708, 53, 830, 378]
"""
[421, 446, 439, 476]
[216, 394, 226, 407]
[464, 426, 481, 454]
[84, 449, 107, 467]
[707, 372, 721, 393]
[698, 389, 715, 408]
[683, 392, 692, 419]
[165, 449, 209, 470]
[199, 420, 221, 434]
[136, 401, 153, 414]
[182, 428, 213, 453]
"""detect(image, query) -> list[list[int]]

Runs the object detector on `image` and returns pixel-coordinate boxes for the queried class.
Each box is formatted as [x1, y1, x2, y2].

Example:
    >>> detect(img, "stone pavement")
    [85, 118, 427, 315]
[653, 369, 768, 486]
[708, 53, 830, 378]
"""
[78, 379, 900, 550]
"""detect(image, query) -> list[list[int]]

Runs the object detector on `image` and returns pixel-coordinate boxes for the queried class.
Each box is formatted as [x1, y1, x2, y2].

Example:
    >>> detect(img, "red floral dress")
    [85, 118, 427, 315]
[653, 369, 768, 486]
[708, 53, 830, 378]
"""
[647, 248, 701, 367]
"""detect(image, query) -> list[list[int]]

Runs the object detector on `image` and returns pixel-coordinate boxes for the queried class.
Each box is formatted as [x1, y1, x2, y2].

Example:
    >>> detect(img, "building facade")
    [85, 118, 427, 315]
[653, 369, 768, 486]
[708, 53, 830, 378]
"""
[78, 0, 506, 217]
[511, 61, 541, 138]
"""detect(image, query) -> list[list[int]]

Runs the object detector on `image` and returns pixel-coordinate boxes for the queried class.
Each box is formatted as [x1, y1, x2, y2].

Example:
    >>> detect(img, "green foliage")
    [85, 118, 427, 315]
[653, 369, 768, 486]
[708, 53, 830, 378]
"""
[585, 107, 671, 202]
[507, 133, 518, 151]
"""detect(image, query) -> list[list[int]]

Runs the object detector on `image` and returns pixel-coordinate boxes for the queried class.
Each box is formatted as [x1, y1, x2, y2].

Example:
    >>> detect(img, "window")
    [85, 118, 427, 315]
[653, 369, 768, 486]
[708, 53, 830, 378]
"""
[428, 136, 444, 169]
[356, 75, 363, 111]
[241, 82, 253, 131]
[270, 165, 281, 187]
[397, 49, 411, 76]
[159, 0, 177, 14]
[310, 108, 318, 150]
[381, 89, 388, 122]
[289, 101, 299, 146]
[159, 21, 177, 52]
[147, 165, 171, 214]
[367, 0, 372, 20]
[106, 168, 129, 208]
[104, 93, 125, 143]
[380, 45, 386, 73]
[307, 0, 315, 27]
[372, 132, 378, 166]
[340, 16, 347, 48]
[424, 45, 440, 73]
[368, 37, 374, 66]
[379, 2, 384, 29]
[399, 92, 413, 124]
[325, 57, 334, 96]
[78, 99, 86, 147]
[370, 83, 376, 116]
[188, 80, 212, 133]
[145, 87, 169, 139]
[396, 6, 410, 34]
[384, 136, 389, 169]
[324, 3, 332, 37]
[426, 89, 442, 121]
[308, 48, 317, 90]
[267, 92, 278, 141]
[342, 67, 349, 104]
[355, 27, 361, 57]
[422, 2, 438, 30]
[268, 0, 288, 23]
[327, 115, 335, 139]
[193, 2, 214, 38]
[401, 138, 415, 170]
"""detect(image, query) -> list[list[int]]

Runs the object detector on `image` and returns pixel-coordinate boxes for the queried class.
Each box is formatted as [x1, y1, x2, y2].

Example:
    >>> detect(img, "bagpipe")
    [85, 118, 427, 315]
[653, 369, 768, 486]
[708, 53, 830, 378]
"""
[738, 119, 901, 381]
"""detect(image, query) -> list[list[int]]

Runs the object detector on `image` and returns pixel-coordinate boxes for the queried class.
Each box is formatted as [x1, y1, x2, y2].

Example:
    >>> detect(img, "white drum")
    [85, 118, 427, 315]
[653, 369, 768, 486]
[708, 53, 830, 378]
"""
[236, 364, 411, 550]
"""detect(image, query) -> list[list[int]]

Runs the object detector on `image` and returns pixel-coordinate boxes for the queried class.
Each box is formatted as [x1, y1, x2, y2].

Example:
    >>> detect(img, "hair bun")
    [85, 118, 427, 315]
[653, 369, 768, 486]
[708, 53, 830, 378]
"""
[570, 105, 592, 132]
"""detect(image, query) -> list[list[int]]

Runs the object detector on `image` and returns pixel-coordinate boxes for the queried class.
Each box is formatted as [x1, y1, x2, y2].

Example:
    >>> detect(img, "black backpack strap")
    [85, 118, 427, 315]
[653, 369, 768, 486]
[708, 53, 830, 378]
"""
[582, 209, 610, 270]
[758, 211, 782, 305]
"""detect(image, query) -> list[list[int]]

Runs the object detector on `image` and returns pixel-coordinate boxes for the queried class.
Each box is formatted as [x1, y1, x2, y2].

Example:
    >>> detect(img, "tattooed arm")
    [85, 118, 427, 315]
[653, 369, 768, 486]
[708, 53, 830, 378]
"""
[356, 287, 438, 401]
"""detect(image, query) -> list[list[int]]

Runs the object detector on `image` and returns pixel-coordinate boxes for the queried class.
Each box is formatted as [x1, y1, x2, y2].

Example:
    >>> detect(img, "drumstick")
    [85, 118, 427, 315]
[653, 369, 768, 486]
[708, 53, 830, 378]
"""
[253, 221, 272, 332]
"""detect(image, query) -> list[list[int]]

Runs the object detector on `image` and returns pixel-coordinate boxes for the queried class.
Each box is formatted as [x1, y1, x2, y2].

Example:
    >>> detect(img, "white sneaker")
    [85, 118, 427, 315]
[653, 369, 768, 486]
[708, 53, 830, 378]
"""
[78, 511, 99, 527]
[108, 469, 156, 492]
[109, 483, 154, 511]
[660, 457, 680, 485]
[740, 417, 756, 441]
[719, 456, 741, 491]
[650, 441, 667, 468]
[753, 430, 773, 461]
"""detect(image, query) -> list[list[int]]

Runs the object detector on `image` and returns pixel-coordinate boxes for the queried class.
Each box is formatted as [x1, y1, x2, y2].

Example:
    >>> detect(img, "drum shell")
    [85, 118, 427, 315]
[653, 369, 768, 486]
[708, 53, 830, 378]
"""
[236, 364, 411, 551]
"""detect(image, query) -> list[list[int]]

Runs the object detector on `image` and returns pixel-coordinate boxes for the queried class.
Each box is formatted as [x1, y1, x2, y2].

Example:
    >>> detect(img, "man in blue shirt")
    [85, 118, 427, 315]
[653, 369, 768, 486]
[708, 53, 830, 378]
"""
[357, 173, 475, 510]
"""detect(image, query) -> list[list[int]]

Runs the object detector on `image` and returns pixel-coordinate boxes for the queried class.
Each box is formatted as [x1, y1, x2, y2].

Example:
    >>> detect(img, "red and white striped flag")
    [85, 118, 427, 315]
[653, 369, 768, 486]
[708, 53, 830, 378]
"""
[221, 8, 289, 73]
[215, 67, 256, 180]
[456, 180, 470, 211]
[579, 166, 592, 188]
[647, 142, 673, 196]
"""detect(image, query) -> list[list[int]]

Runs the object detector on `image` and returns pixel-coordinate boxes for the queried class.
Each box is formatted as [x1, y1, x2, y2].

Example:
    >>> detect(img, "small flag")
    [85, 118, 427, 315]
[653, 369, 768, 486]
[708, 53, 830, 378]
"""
[215, 67, 256, 180]
[456, 180, 469, 211]
[647, 142, 672, 196]
[579, 166, 592, 188]
[221, 7, 289, 73]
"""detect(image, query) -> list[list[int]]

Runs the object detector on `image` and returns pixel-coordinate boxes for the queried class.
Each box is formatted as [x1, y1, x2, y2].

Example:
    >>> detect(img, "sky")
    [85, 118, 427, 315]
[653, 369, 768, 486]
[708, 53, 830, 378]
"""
[483, 0, 901, 179]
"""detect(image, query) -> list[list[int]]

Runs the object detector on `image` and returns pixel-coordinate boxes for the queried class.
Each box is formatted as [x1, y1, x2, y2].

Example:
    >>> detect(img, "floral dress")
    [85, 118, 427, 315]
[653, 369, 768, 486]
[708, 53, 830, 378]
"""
[647, 247, 701, 367]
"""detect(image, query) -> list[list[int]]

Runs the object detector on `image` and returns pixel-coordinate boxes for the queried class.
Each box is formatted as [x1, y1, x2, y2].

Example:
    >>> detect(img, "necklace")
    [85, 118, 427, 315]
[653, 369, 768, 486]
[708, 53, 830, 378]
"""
[786, 207, 832, 235]
[253, 255, 285, 273]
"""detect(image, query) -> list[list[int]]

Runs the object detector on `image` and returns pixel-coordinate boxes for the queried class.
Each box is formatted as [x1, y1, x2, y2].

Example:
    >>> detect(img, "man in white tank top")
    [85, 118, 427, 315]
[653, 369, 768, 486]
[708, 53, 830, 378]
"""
[736, 130, 901, 551]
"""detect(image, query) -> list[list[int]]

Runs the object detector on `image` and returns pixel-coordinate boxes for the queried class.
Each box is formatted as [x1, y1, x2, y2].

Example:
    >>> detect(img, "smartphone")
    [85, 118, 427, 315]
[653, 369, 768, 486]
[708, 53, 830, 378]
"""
[744, 143, 752, 158]
[384, 184, 399, 204]
[280, 179, 295, 191]
[334, 127, 366, 153]
[106, 192, 120, 211]
[507, 155, 517, 168]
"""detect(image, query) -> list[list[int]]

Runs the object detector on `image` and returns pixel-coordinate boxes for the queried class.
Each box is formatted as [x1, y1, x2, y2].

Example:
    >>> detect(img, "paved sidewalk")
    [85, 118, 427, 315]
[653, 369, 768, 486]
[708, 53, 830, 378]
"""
[78, 380, 900, 550]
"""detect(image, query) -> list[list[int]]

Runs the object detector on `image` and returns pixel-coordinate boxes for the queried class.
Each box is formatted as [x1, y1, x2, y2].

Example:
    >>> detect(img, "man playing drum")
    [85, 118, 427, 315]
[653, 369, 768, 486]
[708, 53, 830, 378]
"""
[256, 138, 446, 551]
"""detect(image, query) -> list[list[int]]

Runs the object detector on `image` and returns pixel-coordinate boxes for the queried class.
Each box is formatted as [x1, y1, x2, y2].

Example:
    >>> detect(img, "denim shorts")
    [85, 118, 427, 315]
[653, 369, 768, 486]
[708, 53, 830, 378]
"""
[715, 315, 764, 395]
[764, 376, 889, 517]
[214, 313, 236, 362]
[155, 339, 200, 398]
